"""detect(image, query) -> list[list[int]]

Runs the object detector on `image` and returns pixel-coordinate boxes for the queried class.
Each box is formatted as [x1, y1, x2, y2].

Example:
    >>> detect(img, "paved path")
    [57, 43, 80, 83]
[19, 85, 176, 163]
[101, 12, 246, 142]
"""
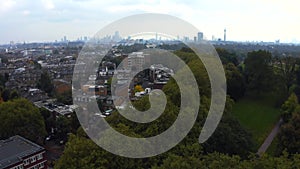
[257, 118, 283, 156]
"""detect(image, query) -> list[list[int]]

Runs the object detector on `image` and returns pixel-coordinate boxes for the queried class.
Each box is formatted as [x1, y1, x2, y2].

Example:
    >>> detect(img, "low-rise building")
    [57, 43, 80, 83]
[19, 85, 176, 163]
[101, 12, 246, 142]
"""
[0, 135, 47, 169]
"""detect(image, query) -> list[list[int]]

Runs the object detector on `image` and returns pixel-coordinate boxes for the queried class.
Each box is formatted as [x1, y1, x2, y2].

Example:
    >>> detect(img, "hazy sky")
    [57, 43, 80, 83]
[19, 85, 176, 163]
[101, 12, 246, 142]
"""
[0, 0, 300, 44]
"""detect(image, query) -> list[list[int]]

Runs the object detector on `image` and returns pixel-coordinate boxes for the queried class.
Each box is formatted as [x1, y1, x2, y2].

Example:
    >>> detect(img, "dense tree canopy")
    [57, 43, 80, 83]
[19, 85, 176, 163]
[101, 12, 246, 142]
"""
[225, 63, 245, 100]
[277, 93, 300, 155]
[216, 48, 239, 66]
[244, 50, 274, 94]
[0, 98, 47, 142]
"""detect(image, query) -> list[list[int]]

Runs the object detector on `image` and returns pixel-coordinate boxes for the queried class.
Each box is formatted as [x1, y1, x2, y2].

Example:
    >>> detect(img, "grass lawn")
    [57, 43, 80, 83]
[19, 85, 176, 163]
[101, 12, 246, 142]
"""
[232, 95, 281, 149]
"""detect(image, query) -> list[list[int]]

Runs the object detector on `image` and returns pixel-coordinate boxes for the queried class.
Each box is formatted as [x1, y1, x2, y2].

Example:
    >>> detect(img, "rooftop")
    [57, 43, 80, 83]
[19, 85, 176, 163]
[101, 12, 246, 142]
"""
[0, 135, 44, 168]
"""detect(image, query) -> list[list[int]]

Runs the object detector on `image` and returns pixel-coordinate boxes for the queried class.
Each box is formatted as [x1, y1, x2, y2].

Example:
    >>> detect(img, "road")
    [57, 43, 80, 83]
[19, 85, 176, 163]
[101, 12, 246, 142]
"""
[257, 118, 283, 156]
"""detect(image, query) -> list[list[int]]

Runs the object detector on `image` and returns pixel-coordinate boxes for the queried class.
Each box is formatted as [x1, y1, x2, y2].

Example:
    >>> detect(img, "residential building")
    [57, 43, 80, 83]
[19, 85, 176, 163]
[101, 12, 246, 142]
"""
[126, 52, 145, 72]
[0, 135, 47, 169]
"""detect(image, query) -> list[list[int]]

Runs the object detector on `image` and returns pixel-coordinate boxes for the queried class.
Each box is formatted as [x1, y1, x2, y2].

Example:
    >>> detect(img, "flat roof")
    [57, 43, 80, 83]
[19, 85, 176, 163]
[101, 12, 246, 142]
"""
[0, 135, 44, 168]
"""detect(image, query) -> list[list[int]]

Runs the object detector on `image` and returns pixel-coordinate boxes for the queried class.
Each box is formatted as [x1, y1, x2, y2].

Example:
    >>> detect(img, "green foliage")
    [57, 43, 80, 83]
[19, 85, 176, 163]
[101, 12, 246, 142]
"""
[56, 90, 72, 105]
[216, 48, 239, 65]
[277, 112, 300, 155]
[55, 116, 71, 141]
[280, 93, 299, 123]
[203, 114, 254, 158]
[199, 153, 246, 169]
[54, 134, 109, 169]
[232, 96, 281, 147]
[55, 133, 300, 169]
[54, 47, 300, 168]
[37, 71, 54, 96]
[152, 154, 201, 169]
[274, 56, 297, 96]
[9, 89, 19, 100]
[40, 107, 55, 133]
[0, 88, 19, 102]
[0, 98, 47, 142]
[244, 50, 274, 95]
[55, 133, 161, 169]
[117, 44, 146, 54]
[225, 63, 246, 100]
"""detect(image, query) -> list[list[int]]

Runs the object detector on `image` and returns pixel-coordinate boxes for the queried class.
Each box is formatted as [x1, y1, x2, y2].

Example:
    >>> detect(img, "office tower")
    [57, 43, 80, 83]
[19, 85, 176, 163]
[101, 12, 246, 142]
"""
[224, 29, 226, 41]
[197, 32, 203, 41]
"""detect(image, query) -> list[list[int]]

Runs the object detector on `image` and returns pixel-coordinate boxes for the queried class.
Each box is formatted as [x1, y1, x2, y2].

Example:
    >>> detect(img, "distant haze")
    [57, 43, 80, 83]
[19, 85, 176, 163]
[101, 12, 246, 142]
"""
[0, 0, 300, 44]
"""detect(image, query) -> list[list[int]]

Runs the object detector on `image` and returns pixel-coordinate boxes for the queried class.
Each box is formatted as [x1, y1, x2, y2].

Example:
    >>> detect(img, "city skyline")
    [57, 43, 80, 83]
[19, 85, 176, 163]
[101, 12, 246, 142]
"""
[1, 0, 300, 44]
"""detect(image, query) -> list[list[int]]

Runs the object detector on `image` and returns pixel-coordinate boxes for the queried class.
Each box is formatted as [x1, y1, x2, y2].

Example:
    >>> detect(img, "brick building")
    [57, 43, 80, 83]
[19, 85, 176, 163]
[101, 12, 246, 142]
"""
[0, 135, 47, 169]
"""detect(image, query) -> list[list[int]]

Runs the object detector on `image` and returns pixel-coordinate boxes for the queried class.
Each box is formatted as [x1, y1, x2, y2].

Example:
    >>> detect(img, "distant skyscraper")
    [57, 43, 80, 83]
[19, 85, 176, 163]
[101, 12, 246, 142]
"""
[224, 29, 226, 41]
[183, 36, 189, 42]
[113, 31, 121, 41]
[84, 36, 88, 41]
[10, 41, 14, 46]
[63, 36, 67, 42]
[197, 32, 203, 42]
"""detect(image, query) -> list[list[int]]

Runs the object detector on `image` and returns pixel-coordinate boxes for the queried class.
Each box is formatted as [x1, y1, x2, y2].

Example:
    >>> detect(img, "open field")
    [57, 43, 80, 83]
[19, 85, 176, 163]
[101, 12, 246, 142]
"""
[232, 96, 281, 149]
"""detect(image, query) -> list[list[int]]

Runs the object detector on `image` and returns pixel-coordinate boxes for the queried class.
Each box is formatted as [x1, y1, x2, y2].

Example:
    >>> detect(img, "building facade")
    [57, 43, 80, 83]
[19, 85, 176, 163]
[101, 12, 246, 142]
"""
[0, 135, 47, 169]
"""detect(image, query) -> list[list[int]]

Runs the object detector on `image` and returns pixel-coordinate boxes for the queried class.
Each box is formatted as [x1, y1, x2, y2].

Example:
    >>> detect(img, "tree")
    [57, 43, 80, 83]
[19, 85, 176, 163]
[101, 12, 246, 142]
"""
[37, 71, 54, 96]
[55, 116, 71, 142]
[203, 115, 254, 158]
[277, 112, 300, 155]
[55, 132, 156, 169]
[275, 56, 297, 95]
[40, 107, 55, 134]
[225, 63, 246, 100]
[216, 48, 239, 66]
[152, 154, 201, 169]
[244, 50, 274, 95]
[56, 90, 72, 105]
[280, 93, 299, 123]
[54, 134, 109, 169]
[0, 98, 47, 143]
[9, 89, 19, 100]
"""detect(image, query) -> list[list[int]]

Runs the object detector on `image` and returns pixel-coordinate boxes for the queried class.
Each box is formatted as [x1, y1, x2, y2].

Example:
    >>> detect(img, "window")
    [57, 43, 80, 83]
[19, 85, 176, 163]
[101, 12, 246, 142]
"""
[24, 159, 29, 166]
[39, 162, 44, 169]
[30, 156, 36, 163]
[13, 164, 24, 169]
[37, 153, 43, 160]
[29, 162, 45, 169]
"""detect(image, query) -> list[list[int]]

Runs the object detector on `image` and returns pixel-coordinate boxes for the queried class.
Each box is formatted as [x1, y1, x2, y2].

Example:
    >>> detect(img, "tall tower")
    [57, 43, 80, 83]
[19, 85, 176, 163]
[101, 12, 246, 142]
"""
[197, 32, 203, 42]
[224, 29, 226, 41]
